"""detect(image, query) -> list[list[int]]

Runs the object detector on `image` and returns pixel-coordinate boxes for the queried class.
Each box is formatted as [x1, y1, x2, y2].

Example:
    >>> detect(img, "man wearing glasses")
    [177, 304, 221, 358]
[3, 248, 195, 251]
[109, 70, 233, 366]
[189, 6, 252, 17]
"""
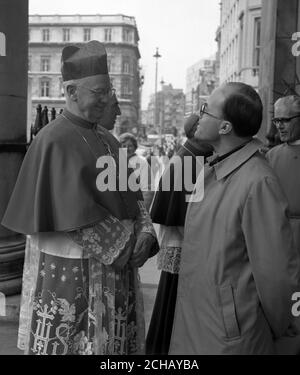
[267, 95, 300, 268]
[169, 83, 300, 355]
[2, 41, 158, 355]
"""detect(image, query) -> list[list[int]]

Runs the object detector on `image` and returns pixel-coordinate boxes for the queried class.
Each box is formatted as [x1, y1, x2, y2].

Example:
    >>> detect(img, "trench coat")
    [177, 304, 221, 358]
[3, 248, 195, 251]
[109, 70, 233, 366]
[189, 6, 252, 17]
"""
[169, 139, 300, 355]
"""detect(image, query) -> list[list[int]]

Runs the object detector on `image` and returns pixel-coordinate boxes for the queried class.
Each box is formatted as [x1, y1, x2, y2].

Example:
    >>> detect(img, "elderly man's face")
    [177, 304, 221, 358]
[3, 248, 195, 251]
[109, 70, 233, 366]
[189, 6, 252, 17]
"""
[100, 94, 121, 130]
[75, 75, 111, 123]
[274, 99, 300, 143]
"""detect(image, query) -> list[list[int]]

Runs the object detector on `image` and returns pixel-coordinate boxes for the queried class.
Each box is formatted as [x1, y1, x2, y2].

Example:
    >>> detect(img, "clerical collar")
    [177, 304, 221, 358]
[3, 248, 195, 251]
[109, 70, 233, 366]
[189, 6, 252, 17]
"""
[62, 109, 96, 129]
[209, 140, 252, 167]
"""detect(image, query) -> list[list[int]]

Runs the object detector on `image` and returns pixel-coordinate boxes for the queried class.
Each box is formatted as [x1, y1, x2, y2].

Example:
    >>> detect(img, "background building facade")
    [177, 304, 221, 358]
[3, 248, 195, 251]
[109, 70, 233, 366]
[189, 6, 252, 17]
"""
[218, 0, 262, 89]
[28, 14, 142, 135]
[146, 84, 185, 136]
[185, 57, 219, 117]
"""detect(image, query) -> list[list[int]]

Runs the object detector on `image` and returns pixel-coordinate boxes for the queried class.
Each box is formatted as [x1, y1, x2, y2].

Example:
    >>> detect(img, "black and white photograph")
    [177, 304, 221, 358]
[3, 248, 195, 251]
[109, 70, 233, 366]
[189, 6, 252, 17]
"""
[0, 0, 300, 361]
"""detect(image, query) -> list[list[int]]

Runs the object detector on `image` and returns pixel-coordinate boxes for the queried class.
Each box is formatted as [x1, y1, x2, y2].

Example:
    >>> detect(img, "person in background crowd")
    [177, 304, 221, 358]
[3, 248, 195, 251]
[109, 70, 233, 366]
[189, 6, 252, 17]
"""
[265, 120, 282, 149]
[266, 95, 300, 257]
[146, 114, 213, 354]
[152, 144, 165, 189]
[2, 41, 158, 355]
[169, 82, 300, 355]
[119, 132, 154, 211]
[266, 95, 300, 353]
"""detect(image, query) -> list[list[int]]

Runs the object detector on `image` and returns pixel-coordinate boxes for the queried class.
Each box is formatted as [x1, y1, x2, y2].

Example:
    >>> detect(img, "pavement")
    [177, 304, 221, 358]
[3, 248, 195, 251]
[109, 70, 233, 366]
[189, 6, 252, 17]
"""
[0, 255, 160, 355]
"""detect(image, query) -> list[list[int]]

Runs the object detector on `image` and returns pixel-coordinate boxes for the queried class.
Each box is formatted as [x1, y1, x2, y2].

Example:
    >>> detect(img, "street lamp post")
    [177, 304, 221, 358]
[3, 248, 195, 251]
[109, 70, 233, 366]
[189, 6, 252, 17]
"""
[138, 72, 144, 139]
[160, 78, 165, 138]
[153, 48, 161, 143]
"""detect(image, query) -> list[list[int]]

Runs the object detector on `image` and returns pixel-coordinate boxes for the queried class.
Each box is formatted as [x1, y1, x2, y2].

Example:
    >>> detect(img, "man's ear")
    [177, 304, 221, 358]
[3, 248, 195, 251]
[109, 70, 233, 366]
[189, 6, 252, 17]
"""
[219, 121, 232, 135]
[66, 85, 78, 101]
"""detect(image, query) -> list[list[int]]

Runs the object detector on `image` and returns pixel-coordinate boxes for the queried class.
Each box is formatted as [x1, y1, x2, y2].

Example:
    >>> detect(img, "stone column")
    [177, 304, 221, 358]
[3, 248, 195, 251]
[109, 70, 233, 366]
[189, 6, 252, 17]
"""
[0, 0, 28, 295]
[259, 0, 300, 136]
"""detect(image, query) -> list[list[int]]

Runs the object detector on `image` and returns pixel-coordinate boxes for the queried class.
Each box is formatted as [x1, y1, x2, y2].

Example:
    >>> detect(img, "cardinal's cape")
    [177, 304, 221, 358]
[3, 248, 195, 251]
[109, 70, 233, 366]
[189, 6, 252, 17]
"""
[2, 110, 141, 234]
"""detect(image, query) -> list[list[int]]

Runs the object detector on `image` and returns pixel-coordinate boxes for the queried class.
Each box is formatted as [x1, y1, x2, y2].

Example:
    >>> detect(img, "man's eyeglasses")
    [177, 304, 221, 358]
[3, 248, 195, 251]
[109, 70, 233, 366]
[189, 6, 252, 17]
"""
[199, 103, 223, 121]
[78, 85, 116, 98]
[272, 114, 300, 127]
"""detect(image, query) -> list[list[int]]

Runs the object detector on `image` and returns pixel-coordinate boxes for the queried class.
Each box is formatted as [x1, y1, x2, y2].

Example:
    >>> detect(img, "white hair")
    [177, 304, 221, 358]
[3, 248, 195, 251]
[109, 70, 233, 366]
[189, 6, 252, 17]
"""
[275, 95, 300, 113]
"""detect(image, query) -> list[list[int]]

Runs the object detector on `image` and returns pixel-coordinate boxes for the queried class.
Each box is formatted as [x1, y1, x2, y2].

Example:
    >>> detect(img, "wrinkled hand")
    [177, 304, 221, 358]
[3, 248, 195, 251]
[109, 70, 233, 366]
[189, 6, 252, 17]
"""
[130, 232, 156, 268]
[112, 233, 136, 270]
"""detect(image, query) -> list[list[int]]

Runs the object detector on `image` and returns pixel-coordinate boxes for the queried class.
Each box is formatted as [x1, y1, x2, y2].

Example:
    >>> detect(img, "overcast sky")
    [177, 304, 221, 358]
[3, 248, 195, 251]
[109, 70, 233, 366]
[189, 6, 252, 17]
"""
[29, 0, 220, 109]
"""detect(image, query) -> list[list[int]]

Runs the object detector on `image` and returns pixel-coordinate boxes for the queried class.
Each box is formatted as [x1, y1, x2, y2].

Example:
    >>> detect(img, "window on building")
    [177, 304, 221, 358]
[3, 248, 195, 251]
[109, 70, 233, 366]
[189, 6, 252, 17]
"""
[204, 60, 211, 68]
[84, 28, 91, 42]
[104, 28, 112, 42]
[107, 57, 111, 72]
[121, 78, 131, 97]
[107, 55, 115, 73]
[28, 55, 32, 71]
[59, 78, 65, 97]
[40, 79, 50, 97]
[42, 29, 50, 42]
[41, 56, 51, 72]
[63, 28, 70, 42]
[253, 17, 261, 68]
[122, 28, 132, 43]
[238, 13, 244, 73]
[28, 28, 31, 41]
[122, 56, 131, 74]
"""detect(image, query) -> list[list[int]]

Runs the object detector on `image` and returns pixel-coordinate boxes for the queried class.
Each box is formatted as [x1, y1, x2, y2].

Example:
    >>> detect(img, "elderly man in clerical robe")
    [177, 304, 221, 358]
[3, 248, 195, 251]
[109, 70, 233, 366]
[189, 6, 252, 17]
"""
[2, 41, 158, 355]
[266, 96, 300, 354]
[267, 95, 300, 256]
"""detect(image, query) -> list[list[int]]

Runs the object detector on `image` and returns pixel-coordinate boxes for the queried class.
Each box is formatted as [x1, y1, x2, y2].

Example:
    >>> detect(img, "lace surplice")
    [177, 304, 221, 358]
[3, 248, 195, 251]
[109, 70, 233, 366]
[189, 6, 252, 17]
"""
[18, 201, 157, 355]
[156, 225, 184, 274]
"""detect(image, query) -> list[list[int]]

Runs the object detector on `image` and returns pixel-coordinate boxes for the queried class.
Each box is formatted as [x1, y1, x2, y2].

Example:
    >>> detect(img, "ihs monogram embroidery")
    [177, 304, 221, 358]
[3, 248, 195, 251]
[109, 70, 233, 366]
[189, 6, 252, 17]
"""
[32, 303, 54, 355]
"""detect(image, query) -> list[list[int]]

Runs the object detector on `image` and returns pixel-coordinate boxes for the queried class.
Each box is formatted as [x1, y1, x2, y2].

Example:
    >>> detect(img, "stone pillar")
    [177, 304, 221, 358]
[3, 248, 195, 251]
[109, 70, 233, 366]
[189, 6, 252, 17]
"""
[0, 0, 28, 295]
[259, 0, 300, 136]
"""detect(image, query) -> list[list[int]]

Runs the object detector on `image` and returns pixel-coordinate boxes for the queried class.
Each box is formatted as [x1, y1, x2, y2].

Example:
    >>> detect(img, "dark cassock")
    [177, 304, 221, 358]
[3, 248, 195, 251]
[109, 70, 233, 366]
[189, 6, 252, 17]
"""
[146, 127, 213, 355]
[2, 41, 158, 355]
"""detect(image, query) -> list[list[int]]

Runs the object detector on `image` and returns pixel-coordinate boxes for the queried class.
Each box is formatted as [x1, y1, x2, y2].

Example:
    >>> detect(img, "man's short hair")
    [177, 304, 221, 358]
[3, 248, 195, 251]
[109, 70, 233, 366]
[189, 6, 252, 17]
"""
[222, 82, 263, 137]
[275, 95, 300, 114]
[119, 132, 138, 149]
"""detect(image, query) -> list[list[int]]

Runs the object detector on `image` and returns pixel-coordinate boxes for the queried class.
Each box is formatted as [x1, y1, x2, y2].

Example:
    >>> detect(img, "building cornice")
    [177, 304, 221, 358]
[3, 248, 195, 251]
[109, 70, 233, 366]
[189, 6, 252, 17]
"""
[29, 14, 137, 23]
[29, 22, 137, 28]
[29, 14, 140, 41]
